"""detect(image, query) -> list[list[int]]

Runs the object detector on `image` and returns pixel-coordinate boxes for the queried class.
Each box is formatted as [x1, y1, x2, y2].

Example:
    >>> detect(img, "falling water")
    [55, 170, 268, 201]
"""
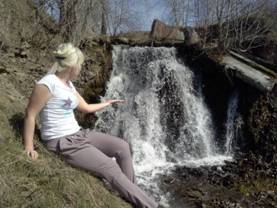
[224, 90, 239, 155]
[95, 46, 233, 205]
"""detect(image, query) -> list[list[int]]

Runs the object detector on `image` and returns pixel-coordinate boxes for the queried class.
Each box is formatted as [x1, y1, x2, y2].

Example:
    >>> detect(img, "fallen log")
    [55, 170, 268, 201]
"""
[231, 50, 277, 73]
[221, 55, 276, 92]
[229, 50, 277, 78]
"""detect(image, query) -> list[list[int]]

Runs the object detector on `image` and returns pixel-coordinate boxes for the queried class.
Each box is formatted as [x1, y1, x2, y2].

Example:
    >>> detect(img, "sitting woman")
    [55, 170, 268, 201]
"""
[23, 43, 159, 208]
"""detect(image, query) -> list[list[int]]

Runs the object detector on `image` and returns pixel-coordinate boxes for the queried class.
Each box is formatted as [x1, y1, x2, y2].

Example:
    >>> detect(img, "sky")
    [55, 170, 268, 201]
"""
[129, 0, 167, 30]
[41, 0, 168, 32]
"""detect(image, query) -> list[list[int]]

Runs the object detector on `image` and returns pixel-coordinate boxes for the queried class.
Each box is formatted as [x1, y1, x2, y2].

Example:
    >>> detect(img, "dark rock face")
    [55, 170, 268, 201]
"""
[248, 41, 277, 70]
[74, 39, 113, 129]
[247, 86, 277, 162]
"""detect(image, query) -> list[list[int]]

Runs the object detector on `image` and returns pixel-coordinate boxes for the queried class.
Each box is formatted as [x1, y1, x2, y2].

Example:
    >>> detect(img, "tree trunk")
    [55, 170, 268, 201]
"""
[59, 0, 104, 44]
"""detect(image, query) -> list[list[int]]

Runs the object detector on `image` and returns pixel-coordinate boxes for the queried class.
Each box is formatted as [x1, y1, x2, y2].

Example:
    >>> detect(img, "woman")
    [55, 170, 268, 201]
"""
[23, 43, 159, 208]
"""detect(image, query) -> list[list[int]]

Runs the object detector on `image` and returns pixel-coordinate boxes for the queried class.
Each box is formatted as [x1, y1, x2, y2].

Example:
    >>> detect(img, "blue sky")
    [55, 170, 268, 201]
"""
[41, 0, 168, 32]
[130, 0, 167, 30]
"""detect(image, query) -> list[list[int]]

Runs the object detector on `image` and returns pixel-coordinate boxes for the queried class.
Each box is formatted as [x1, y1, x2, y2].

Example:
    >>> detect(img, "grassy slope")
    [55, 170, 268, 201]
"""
[0, 139, 131, 208]
[0, 50, 131, 207]
[0, 1, 132, 205]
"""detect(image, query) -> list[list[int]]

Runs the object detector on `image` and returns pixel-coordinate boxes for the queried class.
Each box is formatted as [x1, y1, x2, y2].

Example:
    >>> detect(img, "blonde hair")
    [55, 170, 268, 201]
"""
[48, 43, 84, 74]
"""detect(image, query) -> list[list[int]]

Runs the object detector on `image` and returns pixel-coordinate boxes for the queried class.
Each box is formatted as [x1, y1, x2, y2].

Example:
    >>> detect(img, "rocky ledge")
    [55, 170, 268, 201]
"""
[161, 153, 276, 208]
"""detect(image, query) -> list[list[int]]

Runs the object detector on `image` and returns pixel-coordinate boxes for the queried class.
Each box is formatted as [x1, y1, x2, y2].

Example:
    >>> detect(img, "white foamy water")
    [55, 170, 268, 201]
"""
[95, 46, 234, 206]
[224, 90, 239, 156]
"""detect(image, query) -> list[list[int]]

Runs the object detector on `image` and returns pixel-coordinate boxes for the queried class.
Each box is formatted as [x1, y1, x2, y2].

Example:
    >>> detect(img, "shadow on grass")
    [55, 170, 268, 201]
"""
[9, 112, 41, 142]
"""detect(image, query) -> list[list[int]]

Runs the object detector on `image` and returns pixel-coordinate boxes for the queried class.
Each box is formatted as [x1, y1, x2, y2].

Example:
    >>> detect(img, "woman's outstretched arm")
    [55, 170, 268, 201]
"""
[23, 85, 52, 160]
[75, 91, 124, 114]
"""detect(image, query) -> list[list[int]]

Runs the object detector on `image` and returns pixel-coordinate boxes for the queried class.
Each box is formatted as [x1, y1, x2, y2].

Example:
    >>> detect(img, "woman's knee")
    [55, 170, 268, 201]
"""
[117, 140, 132, 156]
[121, 140, 130, 150]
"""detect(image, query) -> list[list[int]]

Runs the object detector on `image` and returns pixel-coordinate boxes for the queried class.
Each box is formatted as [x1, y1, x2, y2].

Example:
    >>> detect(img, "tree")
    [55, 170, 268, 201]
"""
[59, 0, 106, 43]
[105, 0, 142, 36]
[164, 0, 191, 26]
[164, 0, 276, 51]
[34, 0, 106, 44]
[34, 0, 144, 41]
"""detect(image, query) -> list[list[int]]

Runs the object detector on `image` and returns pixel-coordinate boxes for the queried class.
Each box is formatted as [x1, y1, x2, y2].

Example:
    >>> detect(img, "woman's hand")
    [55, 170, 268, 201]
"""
[106, 99, 125, 105]
[25, 147, 39, 160]
[75, 90, 125, 113]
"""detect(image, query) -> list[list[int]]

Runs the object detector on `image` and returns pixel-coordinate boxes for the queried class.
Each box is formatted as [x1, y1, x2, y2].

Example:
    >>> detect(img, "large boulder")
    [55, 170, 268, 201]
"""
[150, 19, 184, 42]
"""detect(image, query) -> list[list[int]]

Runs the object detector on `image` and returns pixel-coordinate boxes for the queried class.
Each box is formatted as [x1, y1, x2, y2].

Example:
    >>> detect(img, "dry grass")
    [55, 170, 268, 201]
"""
[0, 138, 131, 208]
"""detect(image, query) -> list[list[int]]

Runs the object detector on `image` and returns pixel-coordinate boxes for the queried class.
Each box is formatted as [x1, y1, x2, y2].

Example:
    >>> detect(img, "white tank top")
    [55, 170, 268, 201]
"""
[37, 74, 80, 140]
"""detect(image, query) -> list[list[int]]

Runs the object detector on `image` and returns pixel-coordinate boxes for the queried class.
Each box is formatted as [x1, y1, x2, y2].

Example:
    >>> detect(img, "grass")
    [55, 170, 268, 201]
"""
[0, 137, 131, 208]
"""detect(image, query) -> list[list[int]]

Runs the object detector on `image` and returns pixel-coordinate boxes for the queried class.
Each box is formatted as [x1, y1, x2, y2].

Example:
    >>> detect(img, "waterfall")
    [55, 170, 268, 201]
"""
[95, 46, 233, 204]
[224, 90, 239, 155]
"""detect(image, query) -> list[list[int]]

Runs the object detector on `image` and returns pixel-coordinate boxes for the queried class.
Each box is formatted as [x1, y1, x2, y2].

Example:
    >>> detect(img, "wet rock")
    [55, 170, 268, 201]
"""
[161, 153, 277, 208]
[183, 28, 201, 46]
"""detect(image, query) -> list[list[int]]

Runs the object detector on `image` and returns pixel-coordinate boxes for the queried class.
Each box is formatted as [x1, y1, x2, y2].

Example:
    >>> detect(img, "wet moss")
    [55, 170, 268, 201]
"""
[236, 177, 277, 196]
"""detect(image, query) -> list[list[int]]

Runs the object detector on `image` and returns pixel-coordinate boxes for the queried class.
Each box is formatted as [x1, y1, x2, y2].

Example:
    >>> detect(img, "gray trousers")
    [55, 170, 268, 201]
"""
[43, 128, 158, 208]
